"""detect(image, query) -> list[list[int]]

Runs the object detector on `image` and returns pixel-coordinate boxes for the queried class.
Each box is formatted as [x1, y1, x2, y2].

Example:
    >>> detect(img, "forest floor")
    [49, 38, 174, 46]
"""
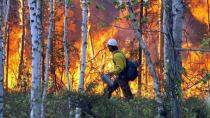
[4, 92, 210, 118]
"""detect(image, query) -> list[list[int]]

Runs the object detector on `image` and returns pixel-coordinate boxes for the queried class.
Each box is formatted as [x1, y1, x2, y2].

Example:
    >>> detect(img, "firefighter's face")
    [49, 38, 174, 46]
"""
[107, 46, 113, 52]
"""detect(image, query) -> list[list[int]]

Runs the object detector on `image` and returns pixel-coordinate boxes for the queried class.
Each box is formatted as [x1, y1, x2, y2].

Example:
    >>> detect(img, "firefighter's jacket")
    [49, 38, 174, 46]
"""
[110, 50, 126, 75]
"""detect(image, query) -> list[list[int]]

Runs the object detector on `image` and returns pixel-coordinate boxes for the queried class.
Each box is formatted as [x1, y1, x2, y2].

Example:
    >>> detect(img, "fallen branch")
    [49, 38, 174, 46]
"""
[175, 48, 210, 52]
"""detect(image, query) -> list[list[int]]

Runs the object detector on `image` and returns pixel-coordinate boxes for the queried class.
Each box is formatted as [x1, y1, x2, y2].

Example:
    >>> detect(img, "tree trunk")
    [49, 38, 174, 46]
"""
[50, 34, 56, 93]
[126, 1, 165, 117]
[28, 0, 42, 117]
[18, 0, 25, 88]
[78, 0, 88, 92]
[138, 0, 144, 96]
[2, 0, 9, 91]
[158, 0, 164, 91]
[40, 0, 45, 90]
[40, 0, 54, 118]
[163, 0, 174, 117]
[0, 1, 4, 117]
[63, 0, 73, 117]
[172, 0, 184, 117]
[163, 0, 184, 117]
[5, 27, 9, 91]
[76, 0, 88, 118]
[3, 0, 9, 62]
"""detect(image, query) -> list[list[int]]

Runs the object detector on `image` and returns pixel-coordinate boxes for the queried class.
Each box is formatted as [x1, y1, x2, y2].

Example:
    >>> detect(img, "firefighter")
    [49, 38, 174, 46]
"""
[104, 38, 133, 100]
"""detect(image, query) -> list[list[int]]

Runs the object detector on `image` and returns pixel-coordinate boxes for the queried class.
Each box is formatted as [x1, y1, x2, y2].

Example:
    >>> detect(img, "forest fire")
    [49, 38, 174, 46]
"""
[2, 0, 209, 100]
[189, 0, 209, 26]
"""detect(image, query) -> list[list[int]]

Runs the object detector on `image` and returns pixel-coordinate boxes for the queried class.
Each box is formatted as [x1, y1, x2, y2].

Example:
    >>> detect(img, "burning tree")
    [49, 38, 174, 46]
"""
[0, 0, 209, 117]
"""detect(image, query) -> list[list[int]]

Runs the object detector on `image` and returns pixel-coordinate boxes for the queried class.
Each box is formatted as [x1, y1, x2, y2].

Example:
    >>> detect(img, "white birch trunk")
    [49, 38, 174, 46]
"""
[3, 0, 9, 64]
[76, 0, 88, 118]
[78, 0, 88, 92]
[79, 0, 88, 91]
[40, 0, 54, 118]
[28, 0, 42, 117]
[63, 0, 73, 117]
[2, 0, 9, 91]
[126, 1, 165, 118]
[63, 0, 70, 98]
[0, 1, 4, 117]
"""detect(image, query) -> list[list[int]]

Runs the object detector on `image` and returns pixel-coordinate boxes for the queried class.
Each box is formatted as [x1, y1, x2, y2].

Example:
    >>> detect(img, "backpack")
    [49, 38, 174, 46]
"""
[125, 60, 138, 81]
[114, 51, 138, 81]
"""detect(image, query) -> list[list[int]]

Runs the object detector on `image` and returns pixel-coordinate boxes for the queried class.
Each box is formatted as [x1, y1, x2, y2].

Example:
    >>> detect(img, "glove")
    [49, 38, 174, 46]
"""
[107, 72, 114, 77]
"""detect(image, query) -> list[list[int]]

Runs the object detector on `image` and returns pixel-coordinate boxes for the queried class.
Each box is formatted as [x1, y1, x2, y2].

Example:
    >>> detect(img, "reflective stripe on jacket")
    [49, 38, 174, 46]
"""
[110, 50, 126, 75]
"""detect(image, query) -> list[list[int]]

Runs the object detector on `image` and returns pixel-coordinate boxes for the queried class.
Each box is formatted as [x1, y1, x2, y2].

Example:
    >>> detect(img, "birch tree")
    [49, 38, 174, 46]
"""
[163, 0, 184, 117]
[40, 0, 54, 118]
[1, 0, 9, 91]
[3, 0, 9, 58]
[63, 0, 73, 117]
[0, 0, 4, 117]
[28, 0, 42, 117]
[76, 0, 89, 117]
[125, 1, 165, 117]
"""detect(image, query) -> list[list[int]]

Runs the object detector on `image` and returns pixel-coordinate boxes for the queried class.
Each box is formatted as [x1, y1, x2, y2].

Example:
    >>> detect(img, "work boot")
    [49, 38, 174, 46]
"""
[103, 88, 112, 99]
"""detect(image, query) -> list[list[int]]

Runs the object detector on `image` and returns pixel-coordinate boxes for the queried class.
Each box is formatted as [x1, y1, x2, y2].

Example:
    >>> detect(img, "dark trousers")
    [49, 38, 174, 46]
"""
[106, 75, 133, 100]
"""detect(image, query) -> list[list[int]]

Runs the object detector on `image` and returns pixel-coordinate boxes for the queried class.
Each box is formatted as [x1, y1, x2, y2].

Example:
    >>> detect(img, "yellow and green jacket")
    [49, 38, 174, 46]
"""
[110, 50, 126, 75]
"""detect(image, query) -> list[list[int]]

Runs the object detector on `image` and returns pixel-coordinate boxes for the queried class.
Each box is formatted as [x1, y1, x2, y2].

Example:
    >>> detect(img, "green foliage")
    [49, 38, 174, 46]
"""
[113, 0, 126, 10]
[202, 73, 210, 84]
[181, 67, 188, 76]
[97, 21, 107, 28]
[68, 0, 72, 6]
[124, 15, 131, 20]
[131, 0, 139, 6]
[143, 0, 150, 8]
[201, 38, 210, 49]
[95, 4, 106, 11]
[87, 0, 91, 6]
[118, 2, 126, 10]
[114, 16, 122, 21]
[140, 17, 149, 24]
[4, 93, 30, 118]
[4, 92, 210, 118]
[113, 0, 120, 8]
[182, 97, 210, 118]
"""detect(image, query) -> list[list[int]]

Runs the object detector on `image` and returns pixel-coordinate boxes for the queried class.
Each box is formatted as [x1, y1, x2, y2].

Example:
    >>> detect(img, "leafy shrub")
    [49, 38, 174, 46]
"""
[4, 92, 210, 118]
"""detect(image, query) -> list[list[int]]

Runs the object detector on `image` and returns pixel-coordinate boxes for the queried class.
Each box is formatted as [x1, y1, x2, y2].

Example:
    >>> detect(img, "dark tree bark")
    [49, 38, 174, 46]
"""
[0, 0, 4, 117]
[138, 0, 144, 96]
[159, 0, 164, 91]
[5, 26, 9, 91]
[163, 0, 184, 117]
[18, 0, 26, 87]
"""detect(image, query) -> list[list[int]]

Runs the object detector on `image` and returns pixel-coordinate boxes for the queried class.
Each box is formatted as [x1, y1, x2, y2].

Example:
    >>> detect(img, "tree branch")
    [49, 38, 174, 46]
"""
[175, 48, 210, 52]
